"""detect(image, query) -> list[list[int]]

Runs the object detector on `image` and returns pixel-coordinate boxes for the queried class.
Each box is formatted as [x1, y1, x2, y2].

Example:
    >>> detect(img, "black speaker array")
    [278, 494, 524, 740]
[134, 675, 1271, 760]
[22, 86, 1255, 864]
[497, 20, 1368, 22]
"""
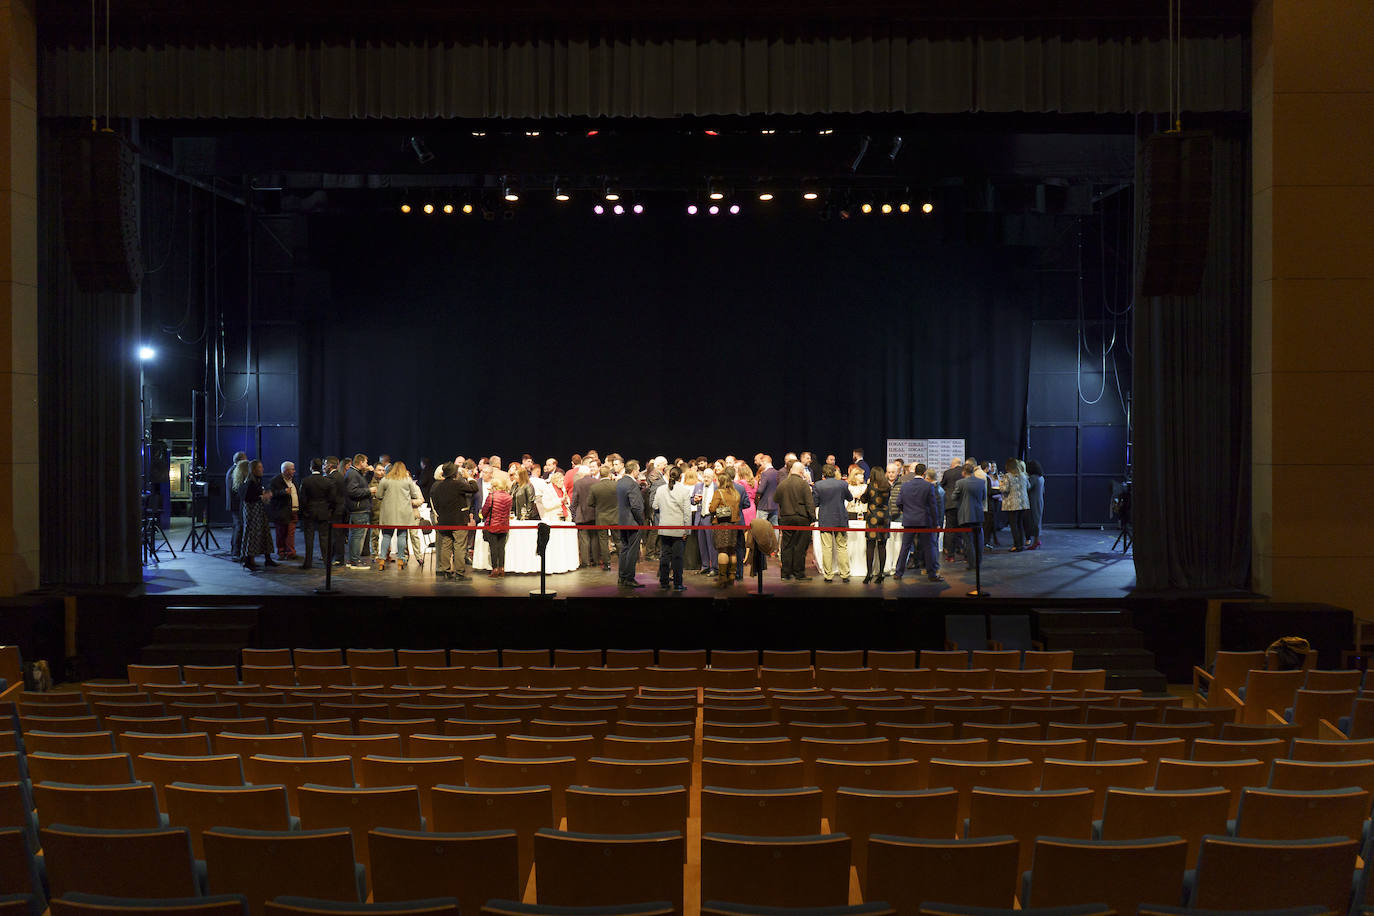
[60, 129, 143, 294]
[1137, 130, 1213, 297]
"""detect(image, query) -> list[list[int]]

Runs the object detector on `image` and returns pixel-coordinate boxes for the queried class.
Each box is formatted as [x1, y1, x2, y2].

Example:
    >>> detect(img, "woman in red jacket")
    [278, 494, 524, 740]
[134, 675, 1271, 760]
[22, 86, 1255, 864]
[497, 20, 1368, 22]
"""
[481, 475, 514, 578]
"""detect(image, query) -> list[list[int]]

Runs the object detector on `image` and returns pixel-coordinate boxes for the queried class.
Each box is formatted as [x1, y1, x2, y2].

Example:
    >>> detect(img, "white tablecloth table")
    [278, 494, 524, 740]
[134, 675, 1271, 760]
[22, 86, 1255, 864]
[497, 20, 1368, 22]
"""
[473, 522, 579, 574]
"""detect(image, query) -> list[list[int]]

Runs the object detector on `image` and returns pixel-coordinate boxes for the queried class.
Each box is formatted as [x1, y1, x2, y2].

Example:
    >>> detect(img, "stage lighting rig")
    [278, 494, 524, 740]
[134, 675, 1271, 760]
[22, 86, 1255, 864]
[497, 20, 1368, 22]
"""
[409, 136, 435, 164]
[502, 179, 520, 202]
[850, 135, 871, 172]
[888, 136, 904, 160]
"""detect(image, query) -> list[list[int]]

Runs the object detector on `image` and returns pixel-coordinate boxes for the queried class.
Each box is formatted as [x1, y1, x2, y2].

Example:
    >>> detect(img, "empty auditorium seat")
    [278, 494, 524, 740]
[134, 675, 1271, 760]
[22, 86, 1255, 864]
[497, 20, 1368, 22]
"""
[203, 828, 363, 916]
[866, 835, 1019, 912]
[366, 828, 519, 913]
[1021, 836, 1188, 915]
[41, 825, 200, 900]
[164, 783, 294, 858]
[701, 833, 850, 908]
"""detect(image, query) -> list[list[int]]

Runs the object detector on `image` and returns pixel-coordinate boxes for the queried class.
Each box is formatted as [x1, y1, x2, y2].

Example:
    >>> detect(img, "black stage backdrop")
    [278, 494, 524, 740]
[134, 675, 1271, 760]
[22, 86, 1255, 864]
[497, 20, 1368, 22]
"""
[299, 211, 1034, 469]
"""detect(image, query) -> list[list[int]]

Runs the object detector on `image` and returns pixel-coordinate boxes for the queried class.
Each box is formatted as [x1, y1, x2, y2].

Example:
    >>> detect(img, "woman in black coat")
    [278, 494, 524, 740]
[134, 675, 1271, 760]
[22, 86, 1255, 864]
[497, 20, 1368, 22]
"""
[859, 466, 893, 584]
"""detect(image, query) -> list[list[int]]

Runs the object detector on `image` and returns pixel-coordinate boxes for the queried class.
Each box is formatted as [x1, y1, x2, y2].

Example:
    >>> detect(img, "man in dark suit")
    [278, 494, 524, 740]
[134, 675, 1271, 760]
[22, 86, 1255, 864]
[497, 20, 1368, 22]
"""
[586, 465, 618, 571]
[851, 448, 871, 480]
[431, 462, 478, 580]
[775, 460, 817, 580]
[950, 462, 986, 578]
[894, 463, 943, 582]
[298, 458, 336, 569]
[754, 455, 780, 525]
[325, 456, 347, 566]
[940, 459, 965, 560]
[615, 459, 646, 587]
[813, 464, 851, 582]
[570, 464, 598, 567]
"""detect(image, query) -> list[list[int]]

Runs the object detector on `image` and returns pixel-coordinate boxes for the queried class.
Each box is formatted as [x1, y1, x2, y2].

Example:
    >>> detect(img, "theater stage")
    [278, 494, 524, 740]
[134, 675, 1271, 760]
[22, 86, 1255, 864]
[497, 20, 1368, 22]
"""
[143, 522, 1135, 600]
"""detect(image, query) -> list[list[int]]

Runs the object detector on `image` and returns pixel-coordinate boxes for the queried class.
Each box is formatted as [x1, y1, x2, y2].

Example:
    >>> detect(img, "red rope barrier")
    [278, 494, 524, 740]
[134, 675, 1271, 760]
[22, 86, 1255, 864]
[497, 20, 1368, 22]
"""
[330, 522, 972, 534]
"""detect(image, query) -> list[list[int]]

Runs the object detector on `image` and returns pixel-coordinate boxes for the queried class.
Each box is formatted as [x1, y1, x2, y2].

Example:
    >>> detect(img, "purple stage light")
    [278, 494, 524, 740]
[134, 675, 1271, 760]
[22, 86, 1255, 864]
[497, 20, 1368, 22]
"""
[593, 204, 604, 215]
[633, 203, 644, 214]
[708, 205, 720, 215]
[613, 204, 625, 215]
[687, 204, 698, 215]
[729, 204, 741, 215]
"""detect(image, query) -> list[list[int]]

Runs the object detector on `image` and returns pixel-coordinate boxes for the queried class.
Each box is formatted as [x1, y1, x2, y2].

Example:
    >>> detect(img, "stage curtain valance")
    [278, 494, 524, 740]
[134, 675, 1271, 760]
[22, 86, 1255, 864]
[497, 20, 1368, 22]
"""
[39, 28, 1248, 119]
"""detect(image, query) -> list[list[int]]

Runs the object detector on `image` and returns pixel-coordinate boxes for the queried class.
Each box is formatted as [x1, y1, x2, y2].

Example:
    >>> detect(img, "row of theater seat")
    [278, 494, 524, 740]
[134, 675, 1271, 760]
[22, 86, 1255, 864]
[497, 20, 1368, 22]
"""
[3, 818, 1368, 916]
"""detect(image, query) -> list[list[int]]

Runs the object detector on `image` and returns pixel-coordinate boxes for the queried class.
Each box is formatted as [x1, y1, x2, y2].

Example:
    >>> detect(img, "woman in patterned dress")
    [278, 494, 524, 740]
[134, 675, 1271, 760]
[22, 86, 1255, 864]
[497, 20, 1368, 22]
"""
[238, 460, 276, 571]
[859, 465, 892, 584]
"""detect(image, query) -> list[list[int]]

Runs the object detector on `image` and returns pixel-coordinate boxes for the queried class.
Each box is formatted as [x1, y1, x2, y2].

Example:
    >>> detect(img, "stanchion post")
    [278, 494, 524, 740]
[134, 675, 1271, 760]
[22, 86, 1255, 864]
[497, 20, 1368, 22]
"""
[967, 526, 988, 598]
[746, 526, 772, 598]
[315, 523, 339, 594]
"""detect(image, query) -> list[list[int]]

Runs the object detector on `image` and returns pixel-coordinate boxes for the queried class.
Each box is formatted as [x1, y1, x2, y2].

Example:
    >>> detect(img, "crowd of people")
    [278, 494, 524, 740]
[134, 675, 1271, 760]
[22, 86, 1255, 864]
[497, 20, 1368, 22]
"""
[223, 448, 1046, 588]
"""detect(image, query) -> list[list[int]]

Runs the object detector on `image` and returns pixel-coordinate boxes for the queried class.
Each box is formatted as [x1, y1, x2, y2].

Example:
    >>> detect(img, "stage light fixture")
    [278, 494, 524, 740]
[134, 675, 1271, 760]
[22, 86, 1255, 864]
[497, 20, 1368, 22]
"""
[760, 128, 776, 135]
[708, 182, 725, 200]
[138, 345, 156, 361]
[400, 203, 412, 214]
[881, 203, 893, 214]
[850, 135, 871, 172]
[899, 202, 911, 213]
[525, 130, 541, 137]
[604, 184, 621, 201]
[704, 129, 720, 136]
[888, 136, 903, 160]
[409, 136, 435, 164]
[818, 128, 834, 136]
[922, 201, 935, 214]
[860, 202, 873, 214]
[687, 204, 698, 215]
[758, 191, 774, 202]
[503, 180, 520, 202]
[443, 204, 454, 214]
[613, 204, 625, 215]
[423, 203, 435, 214]
[462, 203, 474, 214]
[729, 204, 741, 215]
[803, 191, 819, 200]
[633, 203, 645, 214]
[554, 186, 571, 202]
[708, 204, 720, 215]
[585, 129, 600, 137]
[593, 204, 605, 215]
[471, 130, 487, 137]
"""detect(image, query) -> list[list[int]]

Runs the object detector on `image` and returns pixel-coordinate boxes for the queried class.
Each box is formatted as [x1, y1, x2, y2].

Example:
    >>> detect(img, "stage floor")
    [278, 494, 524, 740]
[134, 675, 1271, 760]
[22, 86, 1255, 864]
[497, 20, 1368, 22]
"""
[143, 521, 1136, 599]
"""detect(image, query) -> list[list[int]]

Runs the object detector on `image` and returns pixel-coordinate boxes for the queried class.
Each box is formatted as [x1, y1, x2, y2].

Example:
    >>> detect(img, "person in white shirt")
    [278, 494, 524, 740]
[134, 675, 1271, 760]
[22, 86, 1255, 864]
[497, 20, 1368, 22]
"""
[654, 465, 694, 591]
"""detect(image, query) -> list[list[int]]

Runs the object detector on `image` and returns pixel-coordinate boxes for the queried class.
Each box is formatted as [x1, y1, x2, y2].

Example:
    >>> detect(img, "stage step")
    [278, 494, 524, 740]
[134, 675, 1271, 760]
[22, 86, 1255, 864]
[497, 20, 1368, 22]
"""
[151, 623, 256, 646]
[1106, 668, 1169, 693]
[137, 604, 263, 672]
[1072, 647, 1159, 670]
[1033, 608, 1133, 629]
[137, 643, 243, 668]
[1040, 627, 1144, 649]
[164, 605, 262, 626]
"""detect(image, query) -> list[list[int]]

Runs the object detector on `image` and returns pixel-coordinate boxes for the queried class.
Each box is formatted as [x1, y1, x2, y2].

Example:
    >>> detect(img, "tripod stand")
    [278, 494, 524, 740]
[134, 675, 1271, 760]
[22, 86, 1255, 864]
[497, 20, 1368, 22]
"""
[141, 491, 177, 564]
[180, 488, 219, 553]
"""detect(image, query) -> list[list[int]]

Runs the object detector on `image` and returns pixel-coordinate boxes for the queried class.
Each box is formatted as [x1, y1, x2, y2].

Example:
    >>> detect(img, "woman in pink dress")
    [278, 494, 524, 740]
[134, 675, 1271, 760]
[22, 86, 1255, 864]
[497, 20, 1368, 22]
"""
[737, 461, 758, 525]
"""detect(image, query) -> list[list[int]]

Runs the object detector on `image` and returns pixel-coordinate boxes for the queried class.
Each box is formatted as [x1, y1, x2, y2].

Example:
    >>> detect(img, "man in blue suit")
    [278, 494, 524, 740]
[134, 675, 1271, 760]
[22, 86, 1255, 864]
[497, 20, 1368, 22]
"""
[894, 462, 943, 582]
[615, 459, 646, 588]
[950, 461, 986, 576]
[814, 464, 852, 582]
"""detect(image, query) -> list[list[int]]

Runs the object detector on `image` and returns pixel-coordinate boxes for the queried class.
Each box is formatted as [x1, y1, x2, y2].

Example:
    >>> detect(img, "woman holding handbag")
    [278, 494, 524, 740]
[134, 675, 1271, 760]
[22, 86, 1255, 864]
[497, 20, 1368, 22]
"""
[376, 460, 423, 571]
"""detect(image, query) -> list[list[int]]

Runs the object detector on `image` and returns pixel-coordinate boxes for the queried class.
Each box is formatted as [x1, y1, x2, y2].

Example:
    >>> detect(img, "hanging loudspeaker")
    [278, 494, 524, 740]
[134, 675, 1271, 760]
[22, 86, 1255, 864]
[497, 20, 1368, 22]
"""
[60, 129, 143, 294]
[1137, 130, 1212, 297]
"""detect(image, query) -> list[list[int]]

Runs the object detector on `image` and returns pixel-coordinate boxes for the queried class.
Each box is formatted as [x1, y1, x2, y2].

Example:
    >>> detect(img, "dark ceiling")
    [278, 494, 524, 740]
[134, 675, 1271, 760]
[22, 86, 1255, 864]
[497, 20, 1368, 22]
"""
[40, 0, 1252, 45]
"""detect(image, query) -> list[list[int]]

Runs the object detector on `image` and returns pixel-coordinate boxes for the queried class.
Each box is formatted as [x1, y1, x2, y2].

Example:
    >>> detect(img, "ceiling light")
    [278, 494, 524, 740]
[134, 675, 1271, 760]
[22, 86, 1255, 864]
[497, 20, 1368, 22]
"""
[593, 204, 605, 215]
[899, 202, 911, 213]
[860, 202, 873, 214]
[503, 179, 519, 202]
[525, 130, 541, 137]
[422, 203, 434, 214]
[462, 203, 474, 214]
[704, 129, 720, 137]
[801, 180, 821, 201]
[585, 129, 600, 137]
[708, 205, 720, 215]
[471, 131, 487, 137]
[760, 129, 775, 135]
[687, 204, 698, 215]
[922, 201, 935, 214]
[554, 186, 570, 202]
[818, 128, 834, 136]
[708, 182, 724, 201]
[758, 191, 774, 202]
[613, 204, 625, 215]
[633, 203, 645, 214]
[803, 190, 819, 201]
[400, 204, 411, 214]
[138, 345, 156, 361]
[881, 203, 893, 214]
[604, 185, 621, 201]
[442, 204, 454, 214]
[729, 204, 741, 215]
